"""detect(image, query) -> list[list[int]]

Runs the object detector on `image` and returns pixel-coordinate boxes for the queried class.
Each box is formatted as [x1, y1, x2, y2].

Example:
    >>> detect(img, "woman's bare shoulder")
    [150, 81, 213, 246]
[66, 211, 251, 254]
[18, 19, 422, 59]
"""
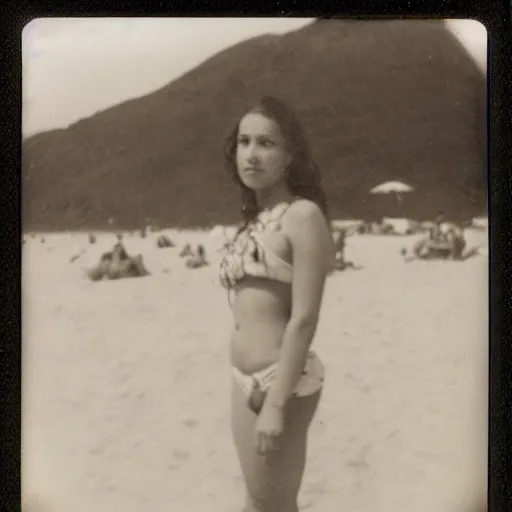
[285, 198, 325, 226]
[284, 199, 332, 241]
[284, 198, 335, 271]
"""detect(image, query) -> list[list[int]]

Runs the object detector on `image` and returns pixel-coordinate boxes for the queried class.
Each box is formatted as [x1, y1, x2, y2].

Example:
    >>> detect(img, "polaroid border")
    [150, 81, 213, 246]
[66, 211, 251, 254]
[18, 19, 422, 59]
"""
[2, 1, 510, 511]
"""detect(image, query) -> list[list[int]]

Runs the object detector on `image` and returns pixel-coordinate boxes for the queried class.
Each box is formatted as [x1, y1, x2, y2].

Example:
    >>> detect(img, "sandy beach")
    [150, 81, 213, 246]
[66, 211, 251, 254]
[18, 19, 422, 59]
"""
[21, 228, 488, 512]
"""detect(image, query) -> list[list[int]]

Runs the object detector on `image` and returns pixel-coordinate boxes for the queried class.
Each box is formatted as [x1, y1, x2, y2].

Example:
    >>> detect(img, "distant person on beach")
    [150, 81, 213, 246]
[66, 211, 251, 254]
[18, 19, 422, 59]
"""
[220, 96, 335, 512]
[430, 211, 447, 243]
[185, 244, 209, 268]
[179, 243, 194, 258]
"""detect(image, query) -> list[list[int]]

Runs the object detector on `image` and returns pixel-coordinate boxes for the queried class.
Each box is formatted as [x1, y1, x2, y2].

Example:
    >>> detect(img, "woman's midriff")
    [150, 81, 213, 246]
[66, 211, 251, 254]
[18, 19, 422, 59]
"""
[230, 277, 292, 375]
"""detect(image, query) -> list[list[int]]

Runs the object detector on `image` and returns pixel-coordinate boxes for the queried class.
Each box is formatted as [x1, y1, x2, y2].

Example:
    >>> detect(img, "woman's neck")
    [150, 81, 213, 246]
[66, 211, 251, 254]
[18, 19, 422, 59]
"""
[255, 182, 294, 211]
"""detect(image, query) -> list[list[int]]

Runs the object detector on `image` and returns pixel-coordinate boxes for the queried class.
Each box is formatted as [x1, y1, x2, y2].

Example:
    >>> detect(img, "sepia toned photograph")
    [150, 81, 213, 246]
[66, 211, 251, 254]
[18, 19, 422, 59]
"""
[22, 17, 488, 512]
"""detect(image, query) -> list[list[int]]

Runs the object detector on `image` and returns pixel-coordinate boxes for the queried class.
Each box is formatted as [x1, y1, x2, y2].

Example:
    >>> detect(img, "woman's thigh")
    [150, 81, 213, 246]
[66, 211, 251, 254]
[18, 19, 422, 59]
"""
[231, 380, 321, 510]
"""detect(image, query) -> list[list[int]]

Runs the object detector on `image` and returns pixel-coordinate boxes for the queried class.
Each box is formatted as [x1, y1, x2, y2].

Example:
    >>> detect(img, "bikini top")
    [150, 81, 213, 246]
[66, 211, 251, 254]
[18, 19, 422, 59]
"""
[219, 201, 295, 290]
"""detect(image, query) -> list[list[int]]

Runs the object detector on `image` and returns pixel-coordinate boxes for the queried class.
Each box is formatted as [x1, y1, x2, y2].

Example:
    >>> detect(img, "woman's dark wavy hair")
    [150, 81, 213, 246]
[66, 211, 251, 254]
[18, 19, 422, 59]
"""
[224, 96, 329, 226]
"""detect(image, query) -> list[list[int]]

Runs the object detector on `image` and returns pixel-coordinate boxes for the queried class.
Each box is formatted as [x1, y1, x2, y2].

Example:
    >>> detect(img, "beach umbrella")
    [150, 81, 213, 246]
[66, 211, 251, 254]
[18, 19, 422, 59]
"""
[369, 181, 414, 211]
[369, 181, 414, 194]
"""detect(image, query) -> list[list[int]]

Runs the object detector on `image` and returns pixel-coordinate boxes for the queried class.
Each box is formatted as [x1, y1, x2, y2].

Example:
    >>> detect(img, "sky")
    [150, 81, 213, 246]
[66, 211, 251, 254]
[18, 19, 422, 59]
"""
[21, 17, 487, 138]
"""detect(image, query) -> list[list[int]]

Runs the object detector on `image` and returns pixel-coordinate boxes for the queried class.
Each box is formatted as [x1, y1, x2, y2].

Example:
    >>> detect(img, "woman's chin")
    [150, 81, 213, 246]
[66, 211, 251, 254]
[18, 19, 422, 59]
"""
[239, 172, 284, 192]
[240, 177, 267, 191]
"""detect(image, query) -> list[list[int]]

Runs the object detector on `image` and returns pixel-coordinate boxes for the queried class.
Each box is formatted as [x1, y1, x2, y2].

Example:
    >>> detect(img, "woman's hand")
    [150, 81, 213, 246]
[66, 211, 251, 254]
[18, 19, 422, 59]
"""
[255, 403, 285, 455]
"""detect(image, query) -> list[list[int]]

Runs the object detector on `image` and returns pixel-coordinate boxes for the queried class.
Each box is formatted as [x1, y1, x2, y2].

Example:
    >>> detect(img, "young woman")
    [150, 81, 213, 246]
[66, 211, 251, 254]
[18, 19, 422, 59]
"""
[219, 96, 335, 512]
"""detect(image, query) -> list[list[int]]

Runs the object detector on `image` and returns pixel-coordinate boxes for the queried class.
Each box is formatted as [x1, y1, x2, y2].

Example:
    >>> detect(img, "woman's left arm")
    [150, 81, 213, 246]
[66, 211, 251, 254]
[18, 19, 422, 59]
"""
[265, 200, 334, 410]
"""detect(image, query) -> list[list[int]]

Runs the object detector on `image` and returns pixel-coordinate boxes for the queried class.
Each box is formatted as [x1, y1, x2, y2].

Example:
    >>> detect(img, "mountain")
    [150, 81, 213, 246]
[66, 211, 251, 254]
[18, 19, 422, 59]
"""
[22, 19, 487, 231]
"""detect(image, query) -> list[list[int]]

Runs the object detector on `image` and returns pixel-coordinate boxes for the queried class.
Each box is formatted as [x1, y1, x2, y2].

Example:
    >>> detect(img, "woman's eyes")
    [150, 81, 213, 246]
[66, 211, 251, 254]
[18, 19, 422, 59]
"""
[237, 137, 275, 147]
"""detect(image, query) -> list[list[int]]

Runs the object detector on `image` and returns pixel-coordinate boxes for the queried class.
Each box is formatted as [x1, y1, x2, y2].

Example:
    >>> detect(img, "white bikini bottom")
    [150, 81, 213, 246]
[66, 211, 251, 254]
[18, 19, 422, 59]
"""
[232, 351, 325, 398]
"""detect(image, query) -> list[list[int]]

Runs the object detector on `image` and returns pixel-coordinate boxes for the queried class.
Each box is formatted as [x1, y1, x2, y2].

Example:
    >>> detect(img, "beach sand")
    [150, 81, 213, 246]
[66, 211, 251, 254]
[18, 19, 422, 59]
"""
[22, 228, 488, 512]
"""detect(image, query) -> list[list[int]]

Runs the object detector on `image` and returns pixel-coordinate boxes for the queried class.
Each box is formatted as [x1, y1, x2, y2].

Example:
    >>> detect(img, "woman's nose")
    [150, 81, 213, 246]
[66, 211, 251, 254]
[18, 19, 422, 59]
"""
[246, 143, 259, 163]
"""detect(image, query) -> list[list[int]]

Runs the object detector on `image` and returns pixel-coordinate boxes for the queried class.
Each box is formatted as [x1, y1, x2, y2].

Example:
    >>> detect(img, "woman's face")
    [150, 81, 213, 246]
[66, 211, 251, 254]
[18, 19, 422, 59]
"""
[236, 112, 292, 191]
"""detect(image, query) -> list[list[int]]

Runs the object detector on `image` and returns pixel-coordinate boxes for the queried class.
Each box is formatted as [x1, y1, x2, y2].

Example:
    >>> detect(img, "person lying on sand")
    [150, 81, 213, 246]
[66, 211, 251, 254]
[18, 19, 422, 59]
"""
[100, 242, 129, 263]
[401, 223, 478, 262]
[107, 253, 150, 280]
[86, 242, 149, 281]
[185, 244, 209, 268]
[156, 234, 174, 248]
[179, 243, 194, 258]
